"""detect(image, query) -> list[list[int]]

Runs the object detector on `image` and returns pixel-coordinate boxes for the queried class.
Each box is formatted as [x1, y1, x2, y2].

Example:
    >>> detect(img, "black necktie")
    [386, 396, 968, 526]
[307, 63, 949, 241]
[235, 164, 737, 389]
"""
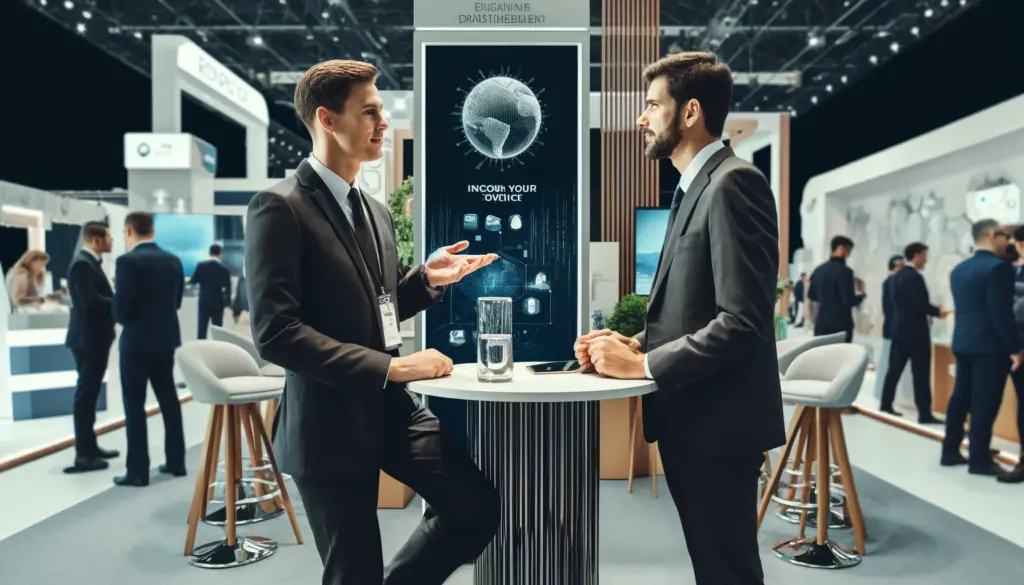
[348, 188, 382, 285]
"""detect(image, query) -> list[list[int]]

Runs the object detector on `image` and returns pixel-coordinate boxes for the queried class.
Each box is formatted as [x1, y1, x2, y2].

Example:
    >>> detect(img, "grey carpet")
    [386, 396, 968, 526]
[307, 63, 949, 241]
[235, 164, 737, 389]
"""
[1, 444, 1020, 585]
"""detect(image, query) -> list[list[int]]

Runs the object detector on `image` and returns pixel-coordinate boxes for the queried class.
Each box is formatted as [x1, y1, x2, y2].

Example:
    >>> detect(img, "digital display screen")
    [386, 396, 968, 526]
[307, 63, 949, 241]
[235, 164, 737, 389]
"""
[152, 213, 216, 277]
[421, 43, 582, 363]
[635, 208, 671, 296]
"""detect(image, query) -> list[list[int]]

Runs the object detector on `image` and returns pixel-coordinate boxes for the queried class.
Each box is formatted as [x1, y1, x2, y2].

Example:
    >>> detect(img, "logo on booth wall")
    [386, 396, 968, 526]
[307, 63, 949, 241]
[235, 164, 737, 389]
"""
[197, 54, 250, 104]
[137, 143, 151, 157]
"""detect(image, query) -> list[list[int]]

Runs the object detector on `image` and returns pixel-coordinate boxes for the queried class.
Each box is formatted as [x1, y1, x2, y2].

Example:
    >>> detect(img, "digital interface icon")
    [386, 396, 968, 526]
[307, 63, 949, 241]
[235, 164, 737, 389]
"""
[523, 297, 541, 315]
[509, 214, 523, 230]
[485, 215, 502, 232]
[449, 330, 466, 346]
[463, 214, 479, 231]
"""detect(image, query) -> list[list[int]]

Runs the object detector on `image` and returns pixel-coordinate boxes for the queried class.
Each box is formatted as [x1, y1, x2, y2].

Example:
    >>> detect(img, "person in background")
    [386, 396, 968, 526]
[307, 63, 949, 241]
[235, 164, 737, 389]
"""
[231, 264, 249, 323]
[6, 249, 50, 308]
[1001, 227, 1024, 483]
[63, 221, 118, 474]
[879, 242, 950, 422]
[808, 235, 865, 342]
[942, 219, 1019, 476]
[874, 255, 905, 399]
[112, 211, 187, 487]
[190, 243, 231, 339]
[790, 272, 806, 326]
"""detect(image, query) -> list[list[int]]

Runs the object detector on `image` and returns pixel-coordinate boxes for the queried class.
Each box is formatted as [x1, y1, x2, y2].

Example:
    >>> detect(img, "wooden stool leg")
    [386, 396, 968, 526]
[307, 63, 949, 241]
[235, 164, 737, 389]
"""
[224, 405, 239, 548]
[797, 414, 817, 539]
[185, 406, 221, 555]
[627, 397, 639, 493]
[249, 403, 303, 545]
[205, 408, 224, 506]
[829, 409, 867, 554]
[241, 413, 278, 514]
[758, 405, 806, 530]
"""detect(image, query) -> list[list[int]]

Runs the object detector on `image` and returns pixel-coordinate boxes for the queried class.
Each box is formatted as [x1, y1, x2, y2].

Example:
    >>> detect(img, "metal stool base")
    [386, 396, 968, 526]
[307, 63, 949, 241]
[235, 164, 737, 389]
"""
[776, 508, 852, 529]
[772, 538, 861, 569]
[204, 503, 285, 526]
[188, 536, 278, 569]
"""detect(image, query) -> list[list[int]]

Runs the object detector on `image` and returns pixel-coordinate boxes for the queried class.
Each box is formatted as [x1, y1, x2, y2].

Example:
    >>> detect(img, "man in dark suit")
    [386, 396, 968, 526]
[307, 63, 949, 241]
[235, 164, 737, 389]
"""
[879, 242, 950, 422]
[790, 272, 805, 324]
[874, 255, 905, 399]
[112, 211, 187, 487]
[575, 52, 784, 585]
[808, 235, 866, 342]
[190, 243, 232, 339]
[942, 219, 1020, 475]
[63, 221, 118, 473]
[1003, 226, 1024, 482]
[245, 60, 500, 585]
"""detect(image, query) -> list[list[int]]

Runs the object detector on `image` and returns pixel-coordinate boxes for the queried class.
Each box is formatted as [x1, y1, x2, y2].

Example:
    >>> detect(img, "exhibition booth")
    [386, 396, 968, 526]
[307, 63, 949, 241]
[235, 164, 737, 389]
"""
[799, 90, 1024, 462]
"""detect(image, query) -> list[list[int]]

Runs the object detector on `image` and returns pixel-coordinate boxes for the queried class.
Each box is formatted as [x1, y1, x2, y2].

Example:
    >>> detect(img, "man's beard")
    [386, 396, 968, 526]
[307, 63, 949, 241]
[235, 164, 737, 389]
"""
[644, 120, 683, 160]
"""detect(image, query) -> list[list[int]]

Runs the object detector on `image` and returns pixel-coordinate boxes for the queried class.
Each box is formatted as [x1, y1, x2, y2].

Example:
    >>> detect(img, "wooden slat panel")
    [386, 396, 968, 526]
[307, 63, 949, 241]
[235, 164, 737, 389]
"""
[601, 0, 661, 297]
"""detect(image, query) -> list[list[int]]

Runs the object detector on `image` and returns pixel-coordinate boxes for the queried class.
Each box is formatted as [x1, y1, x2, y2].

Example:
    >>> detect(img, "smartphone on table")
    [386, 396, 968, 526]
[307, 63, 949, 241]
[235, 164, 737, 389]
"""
[526, 360, 595, 375]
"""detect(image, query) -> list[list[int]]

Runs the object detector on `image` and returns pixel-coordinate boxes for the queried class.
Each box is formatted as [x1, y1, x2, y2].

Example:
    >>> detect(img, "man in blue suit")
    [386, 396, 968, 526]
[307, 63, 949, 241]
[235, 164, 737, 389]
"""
[874, 255, 905, 399]
[112, 211, 187, 487]
[189, 243, 232, 339]
[942, 219, 1020, 475]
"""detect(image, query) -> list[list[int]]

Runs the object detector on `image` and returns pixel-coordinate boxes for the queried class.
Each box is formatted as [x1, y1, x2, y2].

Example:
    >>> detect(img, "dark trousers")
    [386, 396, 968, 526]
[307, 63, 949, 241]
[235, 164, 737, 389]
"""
[942, 353, 1010, 469]
[880, 337, 933, 417]
[293, 410, 499, 585]
[197, 304, 224, 339]
[120, 350, 186, 477]
[71, 343, 112, 457]
[1009, 367, 1024, 454]
[659, 441, 765, 585]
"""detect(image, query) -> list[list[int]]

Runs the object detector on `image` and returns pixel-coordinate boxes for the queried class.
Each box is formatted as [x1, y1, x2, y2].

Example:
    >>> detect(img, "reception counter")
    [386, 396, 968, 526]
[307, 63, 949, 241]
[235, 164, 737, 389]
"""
[0, 310, 105, 421]
[932, 340, 1020, 444]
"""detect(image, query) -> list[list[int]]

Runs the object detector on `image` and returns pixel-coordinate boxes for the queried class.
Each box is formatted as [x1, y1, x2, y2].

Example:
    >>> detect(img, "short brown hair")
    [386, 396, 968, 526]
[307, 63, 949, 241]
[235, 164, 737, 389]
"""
[82, 221, 109, 242]
[293, 60, 379, 131]
[125, 211, 154, 236]
[643, 52, 733, 137]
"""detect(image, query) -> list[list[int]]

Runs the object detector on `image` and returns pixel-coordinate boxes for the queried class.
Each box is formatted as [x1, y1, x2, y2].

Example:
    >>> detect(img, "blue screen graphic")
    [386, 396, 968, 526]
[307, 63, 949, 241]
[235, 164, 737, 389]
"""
[153, 214, 216, 277]
[635, 208, 671, 296]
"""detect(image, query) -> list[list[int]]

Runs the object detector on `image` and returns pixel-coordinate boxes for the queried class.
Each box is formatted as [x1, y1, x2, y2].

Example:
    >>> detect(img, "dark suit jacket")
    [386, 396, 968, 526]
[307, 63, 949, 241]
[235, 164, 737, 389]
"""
[113, 242, 184, 354]
[245, 160, 442, 480]
[950, 250, 1020, 356]
[881, 274, 895, 340]
[636, 146, 785, 459]
[793, 279, 805, 302]
[889, 266, 940, 343]
[808, 257, 865, 335]
[65, 250, 115, 351]
[190, 259, 231, 310]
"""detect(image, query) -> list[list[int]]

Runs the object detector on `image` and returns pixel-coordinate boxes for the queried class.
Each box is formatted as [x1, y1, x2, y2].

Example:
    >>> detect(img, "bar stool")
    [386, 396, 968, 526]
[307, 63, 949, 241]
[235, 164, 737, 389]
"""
[207, 326, 287, 524]
[176, 340, 303, 569]
[757, 344, 869, 569]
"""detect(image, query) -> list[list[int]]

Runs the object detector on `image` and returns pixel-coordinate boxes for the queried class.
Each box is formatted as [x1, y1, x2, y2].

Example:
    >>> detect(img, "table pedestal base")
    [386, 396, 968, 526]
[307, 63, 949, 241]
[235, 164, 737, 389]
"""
[468, 401, 599, 585]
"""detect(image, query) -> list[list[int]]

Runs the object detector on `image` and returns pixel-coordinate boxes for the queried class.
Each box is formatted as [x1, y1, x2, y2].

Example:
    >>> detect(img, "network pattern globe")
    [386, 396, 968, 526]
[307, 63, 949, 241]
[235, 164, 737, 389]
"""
[461, 76, 542, 159]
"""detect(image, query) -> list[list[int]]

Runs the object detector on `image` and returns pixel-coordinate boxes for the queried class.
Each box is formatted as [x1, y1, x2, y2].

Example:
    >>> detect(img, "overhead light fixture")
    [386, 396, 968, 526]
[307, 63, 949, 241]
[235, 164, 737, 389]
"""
[39, 0, 46, 6]
[841, 74, 848, 83]
[250, 34, 264, 46]
[82, 10, 91, 18]
[959, 0, 966, 5]
[826, 84, 833, 92]
[940, 0, 949, 6]
[869, 55, 878, 65]
[925, 8, 934, 17]
[890, 42, 900, 52]
[63, 0, 73, 8]
[133, 31, 143, 40]
[75, 22, 85, 33]
[753, 105, 760, 111]
[321, 11, 329, 18]
[810, 95, 818, 105]
[911, 26, 920, 36]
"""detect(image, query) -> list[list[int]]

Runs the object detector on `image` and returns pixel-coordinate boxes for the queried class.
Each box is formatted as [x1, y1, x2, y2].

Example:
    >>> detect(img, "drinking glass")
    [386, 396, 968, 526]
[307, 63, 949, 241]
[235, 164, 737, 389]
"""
[477, 297, 513, 382]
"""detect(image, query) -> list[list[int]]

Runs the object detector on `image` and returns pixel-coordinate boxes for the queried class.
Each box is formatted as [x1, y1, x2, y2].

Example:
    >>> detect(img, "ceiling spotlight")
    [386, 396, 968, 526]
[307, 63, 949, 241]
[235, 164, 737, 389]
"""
[924, 8, 934, 17]
[63, 0, 73, 8]
[250, 34, 264, 46]
[39, 0, 46, 6]
[841, 74, 848, 83]
[959, 0, 966, 5]
[321, 11, 329, 18]
[133, 31, 143, 40]
[332, 36, 339, 42]
[911, 26, 920, 36]
[306, 33, 314, 40]
[826, 84, 833, 92]
[753, 106, 760, 111]
[869, 55, 878, 65]
[890, 42, 900, 52]
[75, 22, 85, 33]
[807, 33, 823, 48]
[940, 0, 949, 6]
[810, 96, 819, 105]
[279, 0, 287, 4]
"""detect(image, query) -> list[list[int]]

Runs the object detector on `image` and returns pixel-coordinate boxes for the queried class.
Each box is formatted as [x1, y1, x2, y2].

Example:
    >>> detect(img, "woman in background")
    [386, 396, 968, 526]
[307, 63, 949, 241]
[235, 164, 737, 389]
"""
[5, 249, 50, 308]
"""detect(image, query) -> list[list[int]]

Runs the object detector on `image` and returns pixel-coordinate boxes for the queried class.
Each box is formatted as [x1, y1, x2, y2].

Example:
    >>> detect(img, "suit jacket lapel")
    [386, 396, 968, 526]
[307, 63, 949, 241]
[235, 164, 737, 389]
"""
[295, 161, 379, 304]
[363, 199, 397, 290]
[648, 146, 733, 302]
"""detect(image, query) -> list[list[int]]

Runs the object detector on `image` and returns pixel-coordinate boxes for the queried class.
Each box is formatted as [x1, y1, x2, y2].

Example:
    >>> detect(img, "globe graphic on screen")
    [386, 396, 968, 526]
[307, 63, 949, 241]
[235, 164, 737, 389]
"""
[461, 76, 542, 159]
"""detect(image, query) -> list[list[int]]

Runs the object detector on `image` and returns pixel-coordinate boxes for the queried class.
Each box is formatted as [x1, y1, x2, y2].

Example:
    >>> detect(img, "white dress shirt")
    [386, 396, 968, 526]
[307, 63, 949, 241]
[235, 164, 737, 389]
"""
[307, 155, 383, 272]
[642, 140, 726, 380]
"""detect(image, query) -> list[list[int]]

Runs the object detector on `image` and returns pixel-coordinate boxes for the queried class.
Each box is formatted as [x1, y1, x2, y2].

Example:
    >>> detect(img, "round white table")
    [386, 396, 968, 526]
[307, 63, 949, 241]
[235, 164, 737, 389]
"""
[408, 362, 656, 585]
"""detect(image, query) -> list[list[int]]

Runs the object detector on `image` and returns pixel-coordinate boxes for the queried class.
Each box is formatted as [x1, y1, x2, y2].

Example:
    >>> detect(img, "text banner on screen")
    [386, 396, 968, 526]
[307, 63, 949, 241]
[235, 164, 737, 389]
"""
[414, 0, 588, 29]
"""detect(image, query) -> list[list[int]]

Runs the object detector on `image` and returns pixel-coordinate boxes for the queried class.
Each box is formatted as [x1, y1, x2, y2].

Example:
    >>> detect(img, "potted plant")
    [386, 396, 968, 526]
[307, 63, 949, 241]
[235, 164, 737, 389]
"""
[387, 176, 414, 268]
[607, 293, 648, 338]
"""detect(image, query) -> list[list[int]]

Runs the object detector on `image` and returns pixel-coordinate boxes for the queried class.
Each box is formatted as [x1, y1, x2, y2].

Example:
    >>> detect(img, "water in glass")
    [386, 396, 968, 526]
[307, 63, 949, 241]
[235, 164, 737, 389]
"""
[477, 297, 513, 382]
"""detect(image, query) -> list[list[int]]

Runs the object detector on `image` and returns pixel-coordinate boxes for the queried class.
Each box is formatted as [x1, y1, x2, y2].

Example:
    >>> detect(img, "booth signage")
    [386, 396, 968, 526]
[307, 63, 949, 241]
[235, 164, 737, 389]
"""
[176, 42, 269, 124]
[414, 0, 588, 29]
[124, 133, 193, 170]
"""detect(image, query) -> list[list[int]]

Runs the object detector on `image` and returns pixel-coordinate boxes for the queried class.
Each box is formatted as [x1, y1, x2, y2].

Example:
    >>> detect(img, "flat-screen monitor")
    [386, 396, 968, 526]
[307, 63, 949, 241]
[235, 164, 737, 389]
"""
[153, 213, 216, 277]
[635, 208, 671, 296]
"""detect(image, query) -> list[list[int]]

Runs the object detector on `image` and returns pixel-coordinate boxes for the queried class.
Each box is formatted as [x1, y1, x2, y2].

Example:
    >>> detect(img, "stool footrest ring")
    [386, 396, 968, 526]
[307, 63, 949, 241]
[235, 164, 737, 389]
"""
[775, 508, 852, 529]
[188, 536, 278, 569]
[203, 503, 286, 526]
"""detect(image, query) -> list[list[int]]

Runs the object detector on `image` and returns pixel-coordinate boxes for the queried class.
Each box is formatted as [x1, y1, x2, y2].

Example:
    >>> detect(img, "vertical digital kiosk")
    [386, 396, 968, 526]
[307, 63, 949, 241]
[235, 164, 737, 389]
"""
[414, 1, 590, 582]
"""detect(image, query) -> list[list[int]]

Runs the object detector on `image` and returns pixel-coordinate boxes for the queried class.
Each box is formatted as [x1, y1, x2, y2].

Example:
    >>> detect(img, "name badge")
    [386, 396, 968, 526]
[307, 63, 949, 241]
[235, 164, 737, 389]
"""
[378, 290, 402, 350]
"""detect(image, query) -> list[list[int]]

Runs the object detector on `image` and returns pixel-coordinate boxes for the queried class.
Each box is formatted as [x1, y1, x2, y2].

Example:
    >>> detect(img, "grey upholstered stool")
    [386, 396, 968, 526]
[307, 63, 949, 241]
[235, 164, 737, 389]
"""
[768, 331, 850, 525]
[176, 341, 303, 569]
[757, 344, 869, 569]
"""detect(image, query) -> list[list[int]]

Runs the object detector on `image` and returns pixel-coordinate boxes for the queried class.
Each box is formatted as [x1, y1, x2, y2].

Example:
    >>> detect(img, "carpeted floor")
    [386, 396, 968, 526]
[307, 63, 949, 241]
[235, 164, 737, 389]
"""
[1, 444, 1021, 585]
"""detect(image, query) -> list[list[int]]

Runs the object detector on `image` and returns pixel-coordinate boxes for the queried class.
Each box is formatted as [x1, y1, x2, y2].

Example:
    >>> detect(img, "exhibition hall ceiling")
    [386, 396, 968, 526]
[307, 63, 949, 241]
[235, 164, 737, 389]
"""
[24, 0, 979, 155]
